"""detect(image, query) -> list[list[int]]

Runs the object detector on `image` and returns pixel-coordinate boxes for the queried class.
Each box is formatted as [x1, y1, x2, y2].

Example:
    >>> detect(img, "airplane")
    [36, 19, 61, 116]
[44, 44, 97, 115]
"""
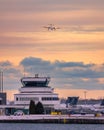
[76, 99, 104, 113]
[43, 24, 60, 31]
[66, 97, 104, 114]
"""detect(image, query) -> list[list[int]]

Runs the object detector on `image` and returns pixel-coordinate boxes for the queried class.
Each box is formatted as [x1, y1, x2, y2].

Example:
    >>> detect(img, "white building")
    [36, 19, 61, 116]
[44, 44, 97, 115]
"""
[14, 75, 60, 113]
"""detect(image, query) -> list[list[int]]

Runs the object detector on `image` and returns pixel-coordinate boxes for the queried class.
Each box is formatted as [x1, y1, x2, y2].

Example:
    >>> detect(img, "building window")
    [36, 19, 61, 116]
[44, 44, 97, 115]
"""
[42, 97, 59, 101]
[16, 97, 18, 101]
[19, 97, 38, 101]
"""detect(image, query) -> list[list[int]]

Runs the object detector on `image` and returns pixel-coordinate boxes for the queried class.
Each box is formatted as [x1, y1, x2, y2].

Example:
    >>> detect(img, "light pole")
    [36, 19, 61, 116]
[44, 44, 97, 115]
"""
[84, 91, 87, 105]
[0, 71, 3, 93]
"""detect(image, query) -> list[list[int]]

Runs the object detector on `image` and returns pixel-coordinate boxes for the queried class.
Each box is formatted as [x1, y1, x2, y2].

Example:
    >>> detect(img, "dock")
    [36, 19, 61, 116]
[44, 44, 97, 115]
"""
[0, 114, 104, 124]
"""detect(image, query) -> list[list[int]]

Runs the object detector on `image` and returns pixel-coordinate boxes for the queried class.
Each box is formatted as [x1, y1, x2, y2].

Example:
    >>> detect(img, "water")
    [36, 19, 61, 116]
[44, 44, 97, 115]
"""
[0, 123, 104, 130]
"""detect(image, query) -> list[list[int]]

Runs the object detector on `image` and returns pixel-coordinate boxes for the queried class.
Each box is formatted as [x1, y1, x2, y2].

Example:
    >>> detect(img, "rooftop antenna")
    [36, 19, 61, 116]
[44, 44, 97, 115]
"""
[84, 91, 87, 105]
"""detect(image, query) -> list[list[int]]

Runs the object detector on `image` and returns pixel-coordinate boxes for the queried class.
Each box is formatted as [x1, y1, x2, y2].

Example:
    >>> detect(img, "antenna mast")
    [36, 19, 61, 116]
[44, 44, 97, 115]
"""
[0, 71, 3, 92]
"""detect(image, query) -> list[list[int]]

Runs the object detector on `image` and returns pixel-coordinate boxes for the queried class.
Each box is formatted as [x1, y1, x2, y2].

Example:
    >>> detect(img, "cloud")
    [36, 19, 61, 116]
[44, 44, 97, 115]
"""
[0, 0, 104, 32]
[0, 61, 22, 90]
[19, 57, 104, 90]
[54, 60, 94, 68]
[0, 0, 104, 99]
[0, 0, 104, 13]
[20, 57, 54, 75]
[20, 57, 95, 76]
[0, 31, 104, 53]
[0, 56, 104, 91]
[0, 61, 12, 67]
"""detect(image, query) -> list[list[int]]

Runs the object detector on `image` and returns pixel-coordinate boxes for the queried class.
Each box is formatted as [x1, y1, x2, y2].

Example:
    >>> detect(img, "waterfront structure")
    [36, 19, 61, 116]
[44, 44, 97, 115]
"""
[14, 74, 60, 113]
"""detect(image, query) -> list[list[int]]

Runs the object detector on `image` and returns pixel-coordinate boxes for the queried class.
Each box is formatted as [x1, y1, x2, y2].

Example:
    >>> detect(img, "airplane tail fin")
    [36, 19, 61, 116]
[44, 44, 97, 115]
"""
[66, 96, 79, 106]
[100, 99, 104, 106]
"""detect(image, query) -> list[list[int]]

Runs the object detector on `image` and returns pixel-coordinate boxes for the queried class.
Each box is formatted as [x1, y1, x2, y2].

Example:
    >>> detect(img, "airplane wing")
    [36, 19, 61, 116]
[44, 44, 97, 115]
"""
[43, 26, 49, 28]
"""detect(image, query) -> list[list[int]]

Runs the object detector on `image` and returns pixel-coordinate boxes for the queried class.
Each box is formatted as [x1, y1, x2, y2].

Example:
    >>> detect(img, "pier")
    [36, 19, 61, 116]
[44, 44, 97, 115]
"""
[0, 114, 104, 124]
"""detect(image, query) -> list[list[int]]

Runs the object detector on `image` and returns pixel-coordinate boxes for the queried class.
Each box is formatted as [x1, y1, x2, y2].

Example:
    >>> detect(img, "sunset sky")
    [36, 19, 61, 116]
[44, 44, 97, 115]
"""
[0, 0, 104, 100]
